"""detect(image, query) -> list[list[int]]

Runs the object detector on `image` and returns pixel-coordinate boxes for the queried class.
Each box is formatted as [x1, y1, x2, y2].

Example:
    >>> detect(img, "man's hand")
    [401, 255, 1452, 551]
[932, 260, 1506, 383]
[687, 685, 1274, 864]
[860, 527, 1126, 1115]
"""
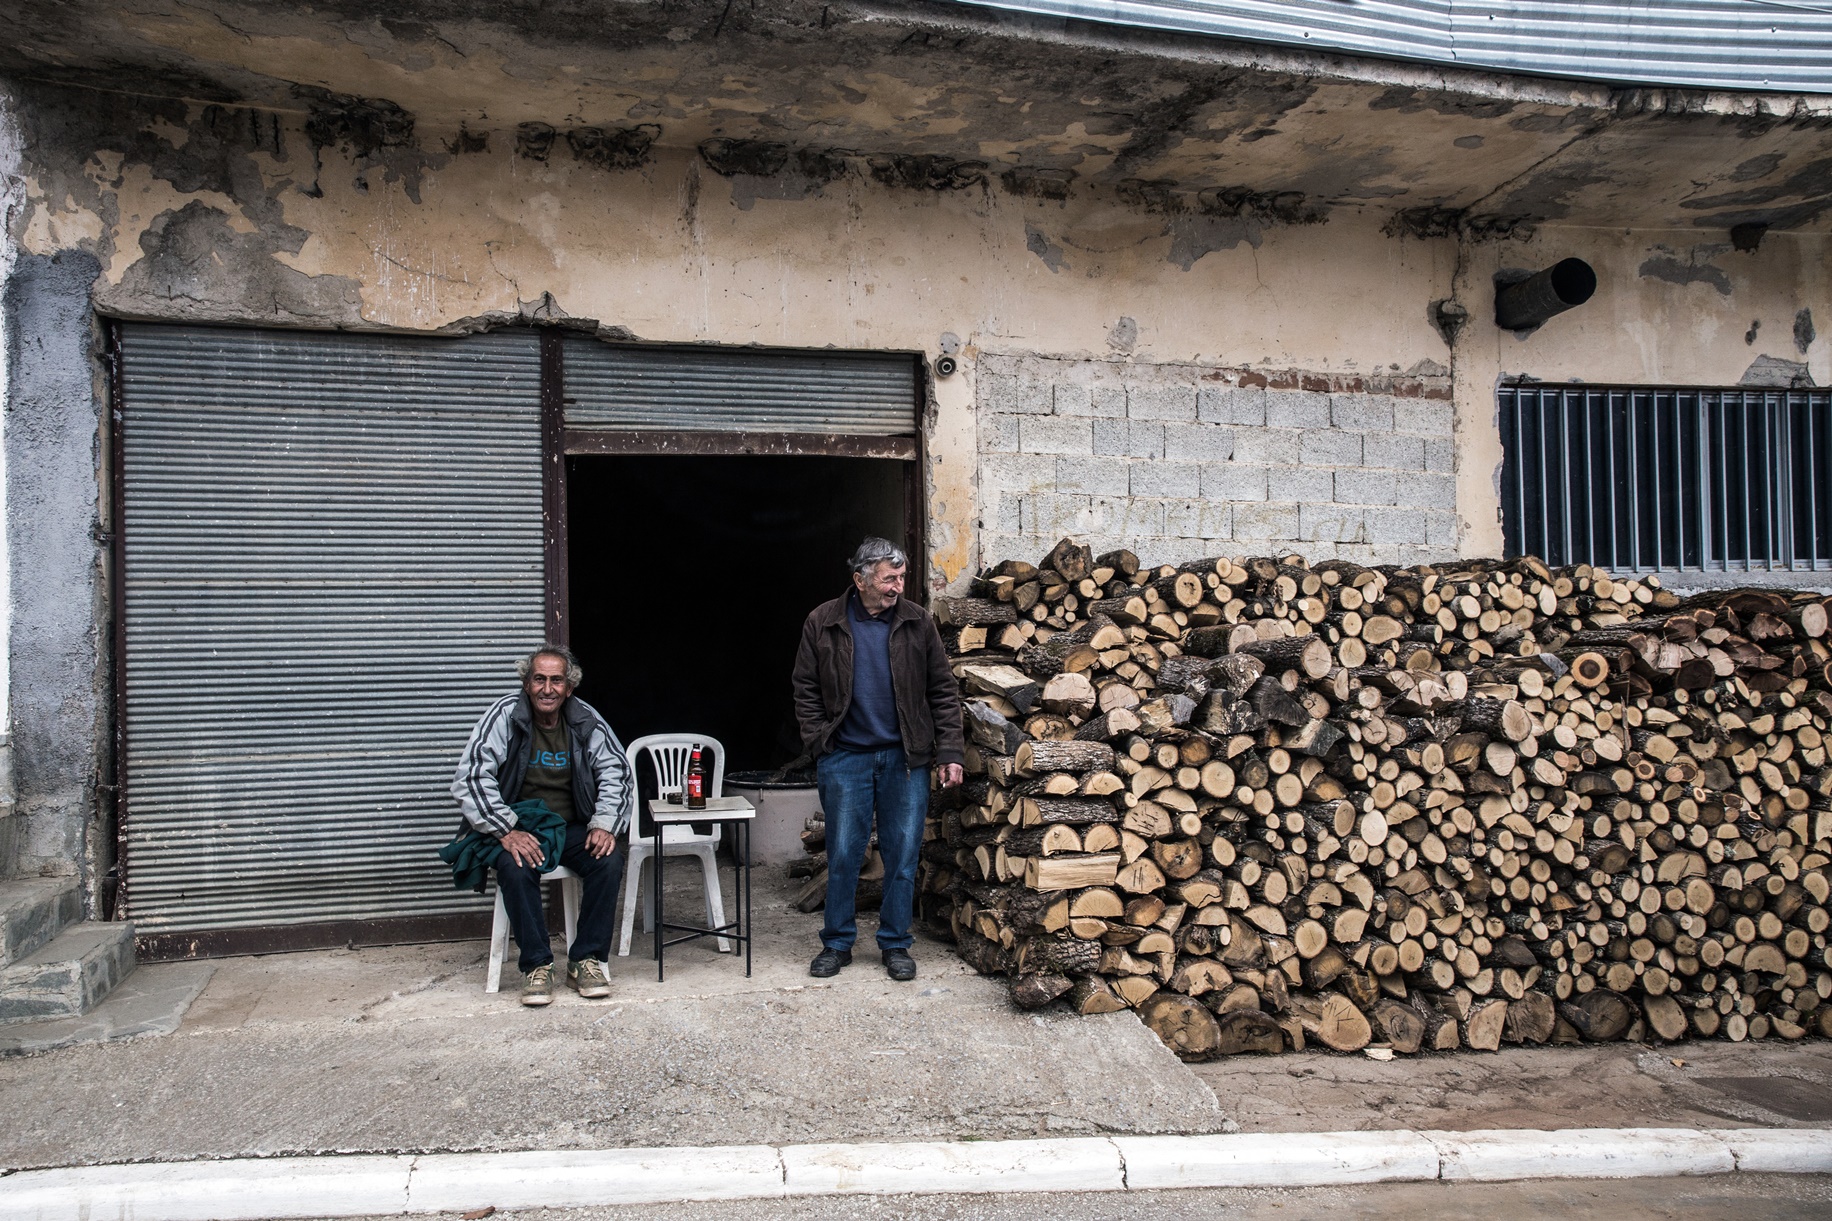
[586, 828, 617, 858]
[499, 829, 545, 868]
[939, 763, 964, 789]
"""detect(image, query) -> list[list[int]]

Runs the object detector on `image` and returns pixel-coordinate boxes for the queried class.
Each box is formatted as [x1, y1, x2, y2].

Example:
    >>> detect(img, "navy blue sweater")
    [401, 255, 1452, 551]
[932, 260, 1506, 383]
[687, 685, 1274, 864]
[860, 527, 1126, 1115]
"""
[835, 590, 902, 751]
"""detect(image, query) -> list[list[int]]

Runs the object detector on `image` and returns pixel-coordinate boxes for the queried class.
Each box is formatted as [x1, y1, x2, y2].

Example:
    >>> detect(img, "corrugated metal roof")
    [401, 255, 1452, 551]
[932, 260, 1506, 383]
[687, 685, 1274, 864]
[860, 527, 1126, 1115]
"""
[955, 1, 1832, 93]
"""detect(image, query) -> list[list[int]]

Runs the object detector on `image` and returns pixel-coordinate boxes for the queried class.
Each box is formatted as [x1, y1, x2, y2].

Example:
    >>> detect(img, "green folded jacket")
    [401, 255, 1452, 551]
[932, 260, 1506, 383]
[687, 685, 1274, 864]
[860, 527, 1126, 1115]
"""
[439, 799, 569, 893]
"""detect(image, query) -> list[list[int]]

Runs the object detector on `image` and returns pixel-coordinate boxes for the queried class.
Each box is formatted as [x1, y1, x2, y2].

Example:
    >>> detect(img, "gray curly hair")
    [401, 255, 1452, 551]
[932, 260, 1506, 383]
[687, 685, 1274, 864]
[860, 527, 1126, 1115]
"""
[849, 536, 908, 577]
[517, 643, 584, 687]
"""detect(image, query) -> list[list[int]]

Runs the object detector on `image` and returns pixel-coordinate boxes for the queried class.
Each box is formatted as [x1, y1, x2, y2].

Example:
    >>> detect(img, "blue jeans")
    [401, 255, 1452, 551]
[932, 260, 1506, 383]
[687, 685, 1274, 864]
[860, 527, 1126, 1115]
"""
[817, 746, 929, 953]
[494, 823, 626, 973]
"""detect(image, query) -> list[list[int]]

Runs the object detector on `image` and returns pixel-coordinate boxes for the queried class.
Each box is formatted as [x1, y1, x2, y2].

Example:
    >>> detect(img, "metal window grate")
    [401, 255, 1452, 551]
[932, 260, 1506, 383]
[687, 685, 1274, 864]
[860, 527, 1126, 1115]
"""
[1499, 384, 1832, 573]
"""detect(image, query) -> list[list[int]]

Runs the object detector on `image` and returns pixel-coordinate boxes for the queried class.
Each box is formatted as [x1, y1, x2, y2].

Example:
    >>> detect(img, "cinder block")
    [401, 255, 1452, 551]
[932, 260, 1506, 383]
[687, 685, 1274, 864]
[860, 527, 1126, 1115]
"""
[1232, 501, 1301, 541]
[1017, 417, 1093, 456]
[1198, 386, 1266, 426]
[1054, 384, 1127, 419]
[1331, 392, 1395, 432]
[1127, 385, 1198, 422]
[1130, 462, 1201, 498]
[1167, 499, 1232, 539]
[1301, 504, 1367, 544]
[1395, 472, 1457, 511]
[1425, 437, 1455, 472]
[1057, 457, 1128, 496]
[1362, 432, 1425, 471]
[1201, 462, 1268, 502]
[1091, 497, 1167, 538]
[1265, 390, 1331, 429]
[1299, 430, 1363, 467]
[978, 413, 1018, 454]
[1010, 380, 1056, 415]
[1232, 427, 1302, 466]
[1394, 396, 1454, 436]
[992, 493, 1023, 533]
[1426, 510, 1459, 546]
[1334, 469, 1398, 506]
[1282, 468, 1336, 504]
[1364, 506, 1428, 545]
[980, 453, 1058, 495]
[1093, 420, 1164, 459]
[1162, 423, 1236, 463]
[1024, 492, 1095, 537]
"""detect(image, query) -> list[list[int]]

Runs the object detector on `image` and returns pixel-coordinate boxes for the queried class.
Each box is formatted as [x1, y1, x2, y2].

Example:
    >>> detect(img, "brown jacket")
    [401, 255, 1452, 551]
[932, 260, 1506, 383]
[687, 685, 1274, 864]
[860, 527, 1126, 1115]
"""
[791, 591, 965, 767]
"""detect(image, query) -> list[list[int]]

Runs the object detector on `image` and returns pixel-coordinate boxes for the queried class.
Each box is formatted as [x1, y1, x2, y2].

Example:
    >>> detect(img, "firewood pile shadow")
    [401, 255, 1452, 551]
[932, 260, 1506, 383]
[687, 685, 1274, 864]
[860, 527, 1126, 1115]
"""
[918, 537, 1832, 1060]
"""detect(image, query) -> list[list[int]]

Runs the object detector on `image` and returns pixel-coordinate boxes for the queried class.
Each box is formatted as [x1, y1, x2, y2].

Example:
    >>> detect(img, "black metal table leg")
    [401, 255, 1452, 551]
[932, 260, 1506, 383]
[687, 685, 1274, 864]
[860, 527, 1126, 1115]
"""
[743, 817, 752, 977]
[654, 818, 664, 982]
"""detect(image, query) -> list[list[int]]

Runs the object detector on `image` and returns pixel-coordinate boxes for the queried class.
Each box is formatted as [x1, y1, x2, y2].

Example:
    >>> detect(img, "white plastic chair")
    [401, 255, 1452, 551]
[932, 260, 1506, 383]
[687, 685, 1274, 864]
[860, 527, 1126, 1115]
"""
[619, 734, 732, 956]
[485, 866, 580, 993]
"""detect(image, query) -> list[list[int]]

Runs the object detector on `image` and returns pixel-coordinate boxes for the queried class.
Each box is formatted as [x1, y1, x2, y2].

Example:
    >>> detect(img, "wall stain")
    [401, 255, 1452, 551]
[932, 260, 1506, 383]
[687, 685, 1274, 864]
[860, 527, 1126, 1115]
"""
[1746, 319, 1761, 345]
[1798, 308, 1818, 354]
[1024, 224, 1068, 273]
[1638, 249, 1732, 296]
[567, 124, 661, 171]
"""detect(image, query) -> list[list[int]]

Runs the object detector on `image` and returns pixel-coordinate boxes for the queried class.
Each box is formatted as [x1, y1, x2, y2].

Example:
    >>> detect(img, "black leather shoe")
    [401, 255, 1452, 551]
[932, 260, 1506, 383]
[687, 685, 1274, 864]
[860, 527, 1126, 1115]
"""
[882, 948, 917, 981]
[810, 948, 852, 978]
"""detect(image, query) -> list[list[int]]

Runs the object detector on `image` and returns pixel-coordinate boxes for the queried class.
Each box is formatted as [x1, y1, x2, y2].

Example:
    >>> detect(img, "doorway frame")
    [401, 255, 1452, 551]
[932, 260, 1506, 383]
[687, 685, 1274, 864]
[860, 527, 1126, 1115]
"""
[540, 331, 929, 648]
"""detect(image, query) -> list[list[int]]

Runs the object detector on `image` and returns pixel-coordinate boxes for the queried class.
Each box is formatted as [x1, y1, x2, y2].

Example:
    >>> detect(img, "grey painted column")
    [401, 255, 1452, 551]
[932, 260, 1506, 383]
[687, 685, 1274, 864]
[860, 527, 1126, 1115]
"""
[3, 249, 104, 893]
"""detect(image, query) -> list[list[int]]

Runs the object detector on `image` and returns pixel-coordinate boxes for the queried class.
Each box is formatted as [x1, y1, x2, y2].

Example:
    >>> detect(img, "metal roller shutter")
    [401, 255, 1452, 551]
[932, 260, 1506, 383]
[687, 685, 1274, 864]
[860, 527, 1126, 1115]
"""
[561, 336, 919, 435]
[117, 325, 544, 935]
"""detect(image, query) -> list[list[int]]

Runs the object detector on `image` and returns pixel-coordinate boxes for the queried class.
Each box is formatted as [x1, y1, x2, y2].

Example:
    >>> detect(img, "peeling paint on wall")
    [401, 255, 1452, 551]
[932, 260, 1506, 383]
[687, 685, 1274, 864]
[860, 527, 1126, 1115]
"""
[1638, 246, 1733, 295]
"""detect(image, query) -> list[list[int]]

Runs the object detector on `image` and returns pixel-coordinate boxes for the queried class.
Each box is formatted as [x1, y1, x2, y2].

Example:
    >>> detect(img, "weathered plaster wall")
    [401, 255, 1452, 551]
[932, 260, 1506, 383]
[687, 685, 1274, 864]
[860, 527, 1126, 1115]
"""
[2, 248, 104, 886]
[2, 81, 1828, 883]
[1446, 224, 1831, 560]
[10, 94, 1828, 583]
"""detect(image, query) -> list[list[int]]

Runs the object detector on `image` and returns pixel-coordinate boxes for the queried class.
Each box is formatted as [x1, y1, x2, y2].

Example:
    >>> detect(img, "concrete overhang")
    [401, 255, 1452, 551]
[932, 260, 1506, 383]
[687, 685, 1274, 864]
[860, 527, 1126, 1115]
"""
[3, 0, 1831, 233]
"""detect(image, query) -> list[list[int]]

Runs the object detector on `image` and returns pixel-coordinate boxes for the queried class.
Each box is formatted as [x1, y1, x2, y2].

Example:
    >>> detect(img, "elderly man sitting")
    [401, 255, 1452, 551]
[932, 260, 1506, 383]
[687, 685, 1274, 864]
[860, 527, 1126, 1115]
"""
[450, 644, 635, 1006]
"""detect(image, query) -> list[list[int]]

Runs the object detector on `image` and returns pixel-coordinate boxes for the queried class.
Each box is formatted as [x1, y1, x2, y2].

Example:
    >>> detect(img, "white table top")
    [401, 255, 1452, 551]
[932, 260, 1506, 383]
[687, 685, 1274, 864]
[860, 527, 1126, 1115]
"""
[648, 795, 755, 823]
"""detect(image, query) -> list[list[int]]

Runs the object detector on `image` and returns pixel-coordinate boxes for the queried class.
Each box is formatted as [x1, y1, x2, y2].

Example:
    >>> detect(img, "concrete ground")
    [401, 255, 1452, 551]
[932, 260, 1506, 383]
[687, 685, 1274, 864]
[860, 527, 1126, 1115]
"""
[3, 871, 1831, 1178]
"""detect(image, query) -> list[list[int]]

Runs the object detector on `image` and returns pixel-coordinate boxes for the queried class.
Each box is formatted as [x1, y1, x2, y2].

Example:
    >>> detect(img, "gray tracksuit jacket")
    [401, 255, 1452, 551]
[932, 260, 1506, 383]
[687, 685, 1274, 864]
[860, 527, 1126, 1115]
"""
[450, 692, 636, 837]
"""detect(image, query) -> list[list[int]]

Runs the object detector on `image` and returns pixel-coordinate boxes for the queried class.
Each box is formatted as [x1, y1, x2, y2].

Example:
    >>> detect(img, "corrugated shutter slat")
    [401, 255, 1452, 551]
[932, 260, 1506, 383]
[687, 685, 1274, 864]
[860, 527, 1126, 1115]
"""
[118, 325, 544, 934]
[562, 337, 918, 435]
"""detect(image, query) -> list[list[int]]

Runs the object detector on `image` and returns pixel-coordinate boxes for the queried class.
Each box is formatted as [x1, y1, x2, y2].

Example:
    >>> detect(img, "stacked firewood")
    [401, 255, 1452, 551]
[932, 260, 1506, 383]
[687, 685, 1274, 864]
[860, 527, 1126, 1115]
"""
[920, 538, 1832, 1058]
[790, 814, 885, 913]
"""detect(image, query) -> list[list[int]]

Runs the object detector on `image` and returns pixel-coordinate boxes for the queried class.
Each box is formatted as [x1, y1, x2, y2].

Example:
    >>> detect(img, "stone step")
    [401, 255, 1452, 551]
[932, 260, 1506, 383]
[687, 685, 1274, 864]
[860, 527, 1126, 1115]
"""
[0, 877, 83, 968]
[0, 921, 136, 1025]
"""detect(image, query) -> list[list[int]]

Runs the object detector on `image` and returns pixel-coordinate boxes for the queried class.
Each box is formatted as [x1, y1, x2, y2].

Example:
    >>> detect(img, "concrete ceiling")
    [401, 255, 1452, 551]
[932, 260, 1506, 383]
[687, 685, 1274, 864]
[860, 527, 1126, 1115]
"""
[5, 0, 1832, 232]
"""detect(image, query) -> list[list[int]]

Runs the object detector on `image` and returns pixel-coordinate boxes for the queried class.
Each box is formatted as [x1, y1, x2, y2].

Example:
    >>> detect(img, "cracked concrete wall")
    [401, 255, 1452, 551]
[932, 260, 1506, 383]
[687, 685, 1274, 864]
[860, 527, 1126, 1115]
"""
[1, 84, 1829, 882]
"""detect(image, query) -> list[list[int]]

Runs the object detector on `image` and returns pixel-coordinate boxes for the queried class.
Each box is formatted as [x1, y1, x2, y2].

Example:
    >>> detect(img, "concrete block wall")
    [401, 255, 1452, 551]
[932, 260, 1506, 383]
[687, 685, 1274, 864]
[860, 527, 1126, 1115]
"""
[975, 353, 1458, 570]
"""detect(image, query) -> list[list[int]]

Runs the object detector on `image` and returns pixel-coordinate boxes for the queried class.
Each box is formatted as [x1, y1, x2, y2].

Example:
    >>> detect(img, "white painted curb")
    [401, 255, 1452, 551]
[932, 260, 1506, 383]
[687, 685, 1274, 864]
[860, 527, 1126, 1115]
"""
[407, 1147, 786, 1211]
[1715, 1128, 1832, 1175]
[1114, 1131, 1441, 1189]
[780, 1137, 1124, 1196]
[3, 1127, 1829, 1221]
[1430, 1127, 1738, 1182]
[0, 1155, 414, 1221]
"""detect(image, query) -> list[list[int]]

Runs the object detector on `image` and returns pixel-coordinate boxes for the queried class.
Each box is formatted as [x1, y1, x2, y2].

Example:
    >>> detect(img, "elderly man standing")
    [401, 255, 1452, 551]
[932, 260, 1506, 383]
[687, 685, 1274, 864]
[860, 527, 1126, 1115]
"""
[792, 537, 964, 981]
[452, 644, 634, 1006]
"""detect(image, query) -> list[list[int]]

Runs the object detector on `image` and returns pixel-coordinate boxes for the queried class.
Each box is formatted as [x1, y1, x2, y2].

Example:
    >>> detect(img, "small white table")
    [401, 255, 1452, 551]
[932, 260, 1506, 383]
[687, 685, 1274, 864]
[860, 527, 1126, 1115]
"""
[647, 796, 755, 982]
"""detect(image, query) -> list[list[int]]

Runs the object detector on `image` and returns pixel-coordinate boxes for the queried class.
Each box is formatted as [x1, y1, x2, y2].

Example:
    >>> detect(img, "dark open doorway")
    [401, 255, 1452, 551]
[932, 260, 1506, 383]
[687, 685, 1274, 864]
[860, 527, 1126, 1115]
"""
[566, 453, 914, 772]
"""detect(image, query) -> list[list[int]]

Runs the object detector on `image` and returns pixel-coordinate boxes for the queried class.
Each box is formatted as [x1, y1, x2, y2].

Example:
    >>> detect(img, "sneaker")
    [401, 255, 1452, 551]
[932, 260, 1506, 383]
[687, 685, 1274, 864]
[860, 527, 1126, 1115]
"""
[521, 962, 555, 1007]
[567, 956, 612, 998]
[882, 948, 917, 982]
[809, 948, 852, 978]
